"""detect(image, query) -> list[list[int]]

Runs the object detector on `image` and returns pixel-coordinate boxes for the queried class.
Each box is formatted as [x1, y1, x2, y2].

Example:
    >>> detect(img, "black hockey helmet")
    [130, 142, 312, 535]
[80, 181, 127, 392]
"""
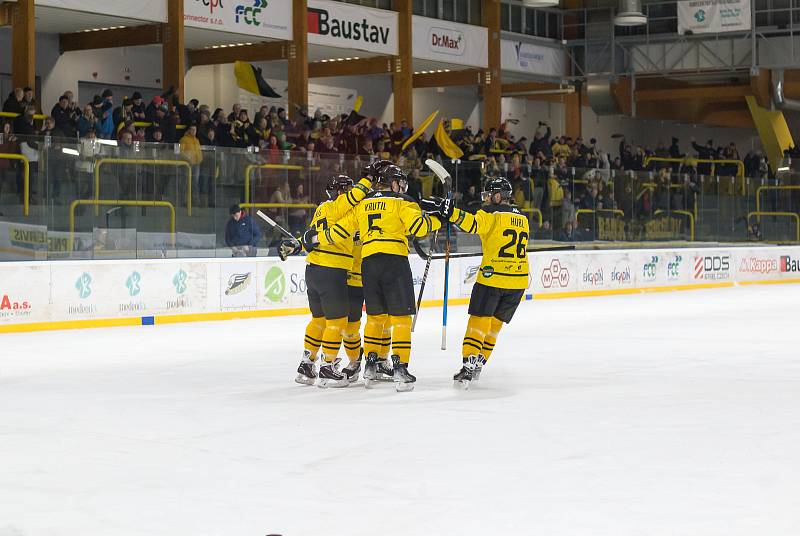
[482, 176, 513, 203]
[325, 174, 354, 199]
[374, 164, 407, 190]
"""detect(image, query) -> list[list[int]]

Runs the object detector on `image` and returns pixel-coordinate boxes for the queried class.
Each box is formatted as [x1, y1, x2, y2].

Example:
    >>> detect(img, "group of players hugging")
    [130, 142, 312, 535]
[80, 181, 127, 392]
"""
[278, 159, 530, 392]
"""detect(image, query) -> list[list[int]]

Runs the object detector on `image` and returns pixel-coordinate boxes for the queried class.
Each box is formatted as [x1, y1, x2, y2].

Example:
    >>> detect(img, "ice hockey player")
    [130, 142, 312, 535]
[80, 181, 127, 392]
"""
[279, 162, 389, 387]
[302, 164, 441, 392]
[421, 177, 530, 389]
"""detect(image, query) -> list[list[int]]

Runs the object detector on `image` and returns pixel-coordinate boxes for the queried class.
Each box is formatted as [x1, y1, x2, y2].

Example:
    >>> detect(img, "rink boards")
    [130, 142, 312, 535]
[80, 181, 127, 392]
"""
[1, 245, 800, 332]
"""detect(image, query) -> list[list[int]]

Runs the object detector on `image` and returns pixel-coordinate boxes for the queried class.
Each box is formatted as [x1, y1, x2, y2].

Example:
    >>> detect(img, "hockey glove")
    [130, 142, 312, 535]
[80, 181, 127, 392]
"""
[278, 239, 301, 261]
[420, 196, 454, 219]
[302, 228, 320, 253]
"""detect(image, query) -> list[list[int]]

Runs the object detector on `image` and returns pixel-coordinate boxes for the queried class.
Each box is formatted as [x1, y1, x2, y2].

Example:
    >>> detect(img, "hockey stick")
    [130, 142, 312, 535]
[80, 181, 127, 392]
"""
[425, 159, 452, 351]
[411, 236, 434, 332]
[256, 210, 300, 244]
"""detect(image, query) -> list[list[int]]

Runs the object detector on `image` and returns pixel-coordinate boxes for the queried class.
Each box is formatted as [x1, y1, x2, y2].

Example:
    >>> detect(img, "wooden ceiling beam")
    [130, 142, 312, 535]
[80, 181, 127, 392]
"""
[635, 84, 753, 102]
[413, 69, 483, 88]
[308, 56, 393, 78]
[187, 41, 288, 67]
[59, 24, 163, 52]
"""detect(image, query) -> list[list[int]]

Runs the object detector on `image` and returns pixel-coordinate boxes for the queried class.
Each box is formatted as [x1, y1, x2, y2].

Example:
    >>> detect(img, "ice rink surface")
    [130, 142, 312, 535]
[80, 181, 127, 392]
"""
[1, 284, 799, 536]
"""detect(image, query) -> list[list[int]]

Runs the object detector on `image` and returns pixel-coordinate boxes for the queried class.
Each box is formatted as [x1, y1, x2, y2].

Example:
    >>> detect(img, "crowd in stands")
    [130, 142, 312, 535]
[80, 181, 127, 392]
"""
[0, 85, 783, 241]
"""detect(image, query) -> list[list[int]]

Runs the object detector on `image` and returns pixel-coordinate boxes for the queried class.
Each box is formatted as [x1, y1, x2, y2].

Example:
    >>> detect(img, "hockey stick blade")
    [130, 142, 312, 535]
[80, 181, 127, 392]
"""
[425, 159, 451, 185]
[256, 210, 299, 243]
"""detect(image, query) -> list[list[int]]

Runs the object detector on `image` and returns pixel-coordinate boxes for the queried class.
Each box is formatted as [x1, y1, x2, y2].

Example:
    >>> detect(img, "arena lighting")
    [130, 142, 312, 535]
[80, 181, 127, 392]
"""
[615, 0, 648, 26]
[521, 0, 560, 7]
[81, 25, 127, 33]
[95, 139, 118, 147]
[778, 167, 790, 172]
[61, 148, 79, 156]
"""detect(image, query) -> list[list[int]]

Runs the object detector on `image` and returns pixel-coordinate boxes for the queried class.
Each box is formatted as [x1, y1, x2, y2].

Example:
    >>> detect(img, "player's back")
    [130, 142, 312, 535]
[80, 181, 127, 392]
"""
[474, 205, 530, 289]
[356, 191, 423, 259]
[307, 201, 355, 271]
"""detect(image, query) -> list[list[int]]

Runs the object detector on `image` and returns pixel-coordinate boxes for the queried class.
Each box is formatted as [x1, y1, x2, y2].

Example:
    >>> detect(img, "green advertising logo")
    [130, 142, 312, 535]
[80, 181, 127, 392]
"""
[694, 9, 706, 22]
[126, 271, 142, 297]
[173, 269, 188, 294]
[75, 272, 92, 299]
[264, 266, 286, 303]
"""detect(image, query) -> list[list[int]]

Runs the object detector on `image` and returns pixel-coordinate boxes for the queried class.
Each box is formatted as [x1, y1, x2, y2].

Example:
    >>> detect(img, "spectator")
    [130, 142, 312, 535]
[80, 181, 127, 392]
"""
[288, 183, 310, 235]
[0, 122, 20, 202]
[557, 220, 577, 242]
[96, 89, 115, 139]
[2, 88, 25, 115]
[180, 125, 203, 207]
[77, 104, 97, 137]
[13, 106, 37, 137]
[131, 92, 146, 121]
[225, 204, 261, 256]
[50, 95, 77, 137]
[113, 97, 134, 131]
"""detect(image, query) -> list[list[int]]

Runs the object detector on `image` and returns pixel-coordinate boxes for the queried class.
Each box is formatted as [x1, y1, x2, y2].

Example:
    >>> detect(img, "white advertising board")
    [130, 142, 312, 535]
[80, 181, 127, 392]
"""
[36, 0, 168, 22]
[308, 0, 398, 56]
[2, 246, 800, 330]
[501, 40, 566, 78]
[677, 0, 751, 35]
[184, 0, 292, 41]
[412, 15, 488, 68]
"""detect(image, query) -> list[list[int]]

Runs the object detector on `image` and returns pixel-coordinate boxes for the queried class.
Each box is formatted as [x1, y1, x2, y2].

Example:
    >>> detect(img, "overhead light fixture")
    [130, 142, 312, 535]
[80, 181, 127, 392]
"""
[777, 166, 790, 172]
[615, 0, 648, 26]
[62, 148, 79, 156]
[521, 0, 560, 6]
[96, 139, 118, 147]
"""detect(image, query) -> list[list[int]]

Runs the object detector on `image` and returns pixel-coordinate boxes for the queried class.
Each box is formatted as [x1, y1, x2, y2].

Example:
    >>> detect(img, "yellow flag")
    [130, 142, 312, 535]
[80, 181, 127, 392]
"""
[353, 95, 364, 113]
[435, 119, 464, 160]
[401, 110, 439, 150]
[451, 118, 464, 130]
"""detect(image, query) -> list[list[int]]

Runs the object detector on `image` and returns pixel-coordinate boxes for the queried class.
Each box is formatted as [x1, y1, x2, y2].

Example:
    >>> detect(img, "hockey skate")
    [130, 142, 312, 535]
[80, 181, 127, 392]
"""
[342, 358, 361, 385]
[375, 357, 394, 381]
[295, 351, 317, 386]
[391, 355, 416, 392]
[317, 360, 348, 388]
[471, 354, 487, 382]
[453, 355, 480, 390]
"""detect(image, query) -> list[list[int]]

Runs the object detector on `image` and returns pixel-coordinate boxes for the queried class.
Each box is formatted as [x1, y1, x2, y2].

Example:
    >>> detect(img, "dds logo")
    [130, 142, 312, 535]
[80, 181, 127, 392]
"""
[694, 255, 730, 280]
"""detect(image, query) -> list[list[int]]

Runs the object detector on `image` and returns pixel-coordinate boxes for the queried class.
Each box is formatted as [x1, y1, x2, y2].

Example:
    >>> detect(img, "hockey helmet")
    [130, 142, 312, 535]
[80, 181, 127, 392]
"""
[482, 176, 513, 203]
[325, 174, 354, 199]
[374, 164, 408, 193]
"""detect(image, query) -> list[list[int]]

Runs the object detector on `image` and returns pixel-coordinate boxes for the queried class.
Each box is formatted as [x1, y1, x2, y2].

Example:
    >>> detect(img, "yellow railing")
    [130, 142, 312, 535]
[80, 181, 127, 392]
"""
[0, 111, 48, 121]
[755, 185, 800, 217]
[747, 212, 800, 242]
[576, 208, 625, 219]
[643, 156, 745, 178]
[0, 153, 30, 216]
[94, 158, 193, 216]
[69, 199, 176, 252]
[654, 209, 695, 241]
[243, 163, 321, 204]
[520, 207, 543, 229]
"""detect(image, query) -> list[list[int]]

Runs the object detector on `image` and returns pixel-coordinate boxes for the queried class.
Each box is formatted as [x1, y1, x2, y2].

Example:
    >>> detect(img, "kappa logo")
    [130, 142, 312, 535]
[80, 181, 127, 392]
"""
[173, 269, 188, 294]
[541, 259, 569, 288]
[126, 271, 142, 297]
[75, 272, 92, 299]
[226, 273, 252, 296]
[739, 257, 778, 274]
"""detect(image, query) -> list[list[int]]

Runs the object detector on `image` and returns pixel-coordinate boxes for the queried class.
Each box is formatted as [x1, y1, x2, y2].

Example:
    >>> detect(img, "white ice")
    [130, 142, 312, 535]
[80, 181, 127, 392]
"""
[1, 285, 800, 536]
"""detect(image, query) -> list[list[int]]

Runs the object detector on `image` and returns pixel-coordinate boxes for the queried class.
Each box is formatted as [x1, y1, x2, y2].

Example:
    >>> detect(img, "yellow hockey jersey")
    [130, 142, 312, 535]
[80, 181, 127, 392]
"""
[306, 178, 371, 272]
[450, 204, 530, 290]
[320, 191, 441, 259]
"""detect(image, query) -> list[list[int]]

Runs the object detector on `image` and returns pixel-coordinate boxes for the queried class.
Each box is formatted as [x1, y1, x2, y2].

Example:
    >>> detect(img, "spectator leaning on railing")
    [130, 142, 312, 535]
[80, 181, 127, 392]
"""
[225, 204, 261, 257]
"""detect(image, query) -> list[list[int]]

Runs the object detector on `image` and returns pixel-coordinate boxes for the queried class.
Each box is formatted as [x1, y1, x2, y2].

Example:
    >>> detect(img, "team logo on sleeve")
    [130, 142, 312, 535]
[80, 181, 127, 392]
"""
[481, 266, 495, 278]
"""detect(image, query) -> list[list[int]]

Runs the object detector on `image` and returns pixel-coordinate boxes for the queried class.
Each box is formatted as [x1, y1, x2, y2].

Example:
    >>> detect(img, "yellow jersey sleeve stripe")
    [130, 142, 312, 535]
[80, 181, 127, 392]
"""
[332, 225, 350, 239]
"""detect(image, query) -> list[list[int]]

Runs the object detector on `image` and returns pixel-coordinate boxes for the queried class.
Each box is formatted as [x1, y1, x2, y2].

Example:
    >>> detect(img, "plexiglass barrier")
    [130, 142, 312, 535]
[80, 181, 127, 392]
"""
[0, 135, 798, 261]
